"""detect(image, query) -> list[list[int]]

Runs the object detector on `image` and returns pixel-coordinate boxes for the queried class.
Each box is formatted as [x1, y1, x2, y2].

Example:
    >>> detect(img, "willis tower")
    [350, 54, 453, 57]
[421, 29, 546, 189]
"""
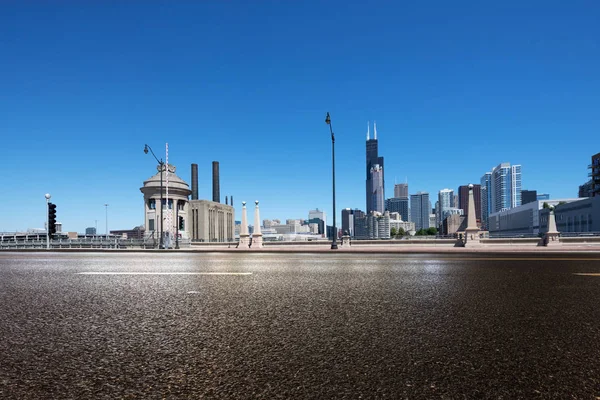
[366, 121, 385, 213]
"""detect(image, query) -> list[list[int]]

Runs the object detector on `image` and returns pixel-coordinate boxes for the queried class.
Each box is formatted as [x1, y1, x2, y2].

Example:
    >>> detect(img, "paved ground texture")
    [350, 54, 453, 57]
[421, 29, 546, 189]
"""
[1, 252, 600, 399]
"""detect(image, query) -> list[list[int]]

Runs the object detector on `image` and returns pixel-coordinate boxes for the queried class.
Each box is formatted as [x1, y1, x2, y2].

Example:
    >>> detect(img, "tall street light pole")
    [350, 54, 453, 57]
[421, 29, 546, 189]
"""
[325, 112, 338, 250]
[45, 193, 51, 249]
[175, 204, 180, 249]
[144, 144, 164, 249]
[104, 204, 109, 237]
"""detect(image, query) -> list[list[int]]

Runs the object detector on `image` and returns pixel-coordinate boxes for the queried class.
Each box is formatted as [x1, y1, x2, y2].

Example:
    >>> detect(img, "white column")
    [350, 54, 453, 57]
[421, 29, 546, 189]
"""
[252, 200, 263, 248]
[544, 210, 560, 246]
[237, 201, 250, 248]
[464, 184, 481, 247]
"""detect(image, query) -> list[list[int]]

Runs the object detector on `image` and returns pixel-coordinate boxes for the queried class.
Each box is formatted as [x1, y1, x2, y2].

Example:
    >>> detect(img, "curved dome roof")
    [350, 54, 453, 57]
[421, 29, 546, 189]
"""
[140, 165, 191, 194]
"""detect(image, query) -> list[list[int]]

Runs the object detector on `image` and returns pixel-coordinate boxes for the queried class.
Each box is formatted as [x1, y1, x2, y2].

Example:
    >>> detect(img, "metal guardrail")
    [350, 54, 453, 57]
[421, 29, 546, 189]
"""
[0, 238, 192, 249]
[1, 234, 599, 250]
[488, 233, 540, 239]
[559, 232, 600, 237]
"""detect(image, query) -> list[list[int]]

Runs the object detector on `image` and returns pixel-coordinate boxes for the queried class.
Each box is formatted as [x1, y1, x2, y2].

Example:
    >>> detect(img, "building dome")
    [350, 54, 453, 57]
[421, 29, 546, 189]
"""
[140, 165, 192, 197]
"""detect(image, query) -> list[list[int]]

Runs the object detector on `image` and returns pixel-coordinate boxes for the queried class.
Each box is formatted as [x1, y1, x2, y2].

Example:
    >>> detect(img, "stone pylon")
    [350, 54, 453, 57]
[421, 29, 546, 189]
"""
[544, 209, 561, 246]
[464, 184, 481, 247]
[238, 201, 250, 248]
[251, 200, 263, 248]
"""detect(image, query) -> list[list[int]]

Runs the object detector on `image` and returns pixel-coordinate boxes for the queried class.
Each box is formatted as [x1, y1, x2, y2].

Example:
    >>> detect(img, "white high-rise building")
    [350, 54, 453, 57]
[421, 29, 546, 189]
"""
[490, 163, 522, 213]
[511, 165, 522, 209]
[480, 163, 522, 230]
[438, 188, 455, 228]
[370, 164, 385, 214]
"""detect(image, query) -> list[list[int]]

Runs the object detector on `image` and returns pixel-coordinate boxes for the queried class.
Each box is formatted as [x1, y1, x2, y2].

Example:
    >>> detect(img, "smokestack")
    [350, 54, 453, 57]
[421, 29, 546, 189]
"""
[212, 161, 220, 203]
[191, 163, 198, 200]
[225, 196, 228, 205]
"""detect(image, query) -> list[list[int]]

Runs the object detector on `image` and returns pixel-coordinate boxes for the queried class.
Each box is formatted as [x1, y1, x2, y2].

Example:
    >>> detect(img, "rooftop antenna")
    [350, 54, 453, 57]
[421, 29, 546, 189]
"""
[374, 121, 377, 140]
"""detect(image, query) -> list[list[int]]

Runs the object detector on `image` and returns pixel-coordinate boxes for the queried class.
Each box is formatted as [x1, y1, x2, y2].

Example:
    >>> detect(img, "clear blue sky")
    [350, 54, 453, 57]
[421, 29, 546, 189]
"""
[1, 1, 599, 233]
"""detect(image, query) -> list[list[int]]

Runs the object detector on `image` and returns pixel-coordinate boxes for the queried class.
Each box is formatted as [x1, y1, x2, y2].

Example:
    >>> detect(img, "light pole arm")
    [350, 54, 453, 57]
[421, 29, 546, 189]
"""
[144, 143, 165, 249]
[144, 144, 163, 165]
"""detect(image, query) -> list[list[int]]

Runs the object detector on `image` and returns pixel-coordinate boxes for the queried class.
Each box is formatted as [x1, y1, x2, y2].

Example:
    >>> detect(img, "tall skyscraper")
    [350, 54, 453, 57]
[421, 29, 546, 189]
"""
[510, 164, 522, 208]
[437, 189, 455, 227]
[410, 192, 430, 231]
[490, 163, 521, 212]
[480, 163, 522, 229]
[365, 122, 384, 213]
[394, 183, 408, 198]
[385, 197, 410, 222]
[458, 184, 481, 223]
[388, 182, 409, 222]
[341, 208, 353, 236]
[370, 164, 385, 213]
[480, 173, 492, 230]
[341, 208, 364, 237]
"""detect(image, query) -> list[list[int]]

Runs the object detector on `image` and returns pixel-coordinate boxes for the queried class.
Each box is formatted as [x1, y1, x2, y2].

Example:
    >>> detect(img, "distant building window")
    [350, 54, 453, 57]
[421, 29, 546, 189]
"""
[149, 219, 155, 231]
[149, 199, 156, 210]
[161, 199, 173, 209]
[178, 202, 185, 211]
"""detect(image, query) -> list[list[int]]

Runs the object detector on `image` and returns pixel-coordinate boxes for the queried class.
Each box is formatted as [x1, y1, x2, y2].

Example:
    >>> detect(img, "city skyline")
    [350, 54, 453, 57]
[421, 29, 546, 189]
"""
[1, 2, 598, 233]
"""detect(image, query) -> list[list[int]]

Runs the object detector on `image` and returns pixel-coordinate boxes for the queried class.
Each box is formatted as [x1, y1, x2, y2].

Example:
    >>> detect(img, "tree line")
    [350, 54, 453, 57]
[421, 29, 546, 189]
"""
[389, 227, 438, 238]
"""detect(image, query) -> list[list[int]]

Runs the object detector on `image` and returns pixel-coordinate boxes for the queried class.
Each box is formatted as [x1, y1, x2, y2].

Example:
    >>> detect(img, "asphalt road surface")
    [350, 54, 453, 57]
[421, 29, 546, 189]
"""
[1, 252, 600, 399]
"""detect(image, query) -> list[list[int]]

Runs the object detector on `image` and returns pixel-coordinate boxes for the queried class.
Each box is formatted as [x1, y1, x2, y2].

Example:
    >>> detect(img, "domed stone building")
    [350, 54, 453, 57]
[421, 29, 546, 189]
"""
[140, 163, 235, 246]
[140, 164, 192, 245]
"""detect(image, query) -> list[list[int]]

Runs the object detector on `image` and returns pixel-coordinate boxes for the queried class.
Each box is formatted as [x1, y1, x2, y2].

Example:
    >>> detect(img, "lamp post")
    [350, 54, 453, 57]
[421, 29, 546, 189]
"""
[104, 204, 109, 237]
[175, 203, 180, 249]
[325, 112, 338, 250]
[144, 144, 164, 249]
[45, 193, 51, 249]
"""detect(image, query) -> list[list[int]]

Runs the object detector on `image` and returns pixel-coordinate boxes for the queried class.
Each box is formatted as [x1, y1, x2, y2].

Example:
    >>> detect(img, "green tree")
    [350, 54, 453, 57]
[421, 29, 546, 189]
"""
[390, 227, 398, 237]
[397, 227, 406, 237]
[415, 229, 426, 236]
[543, 202, 550, 209]
[426, 227, 438, 236]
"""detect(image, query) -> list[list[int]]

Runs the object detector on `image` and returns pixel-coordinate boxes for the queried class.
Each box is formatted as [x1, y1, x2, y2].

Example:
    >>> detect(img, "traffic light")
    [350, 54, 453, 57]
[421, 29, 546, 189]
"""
[178, 216, 184, 230]
[48, 203, 57, 234]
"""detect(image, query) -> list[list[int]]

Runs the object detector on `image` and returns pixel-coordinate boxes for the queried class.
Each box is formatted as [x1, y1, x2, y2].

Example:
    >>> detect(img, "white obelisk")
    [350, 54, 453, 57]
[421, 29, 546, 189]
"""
[464, 184, 481, 247]
[252, 200, 263, 248]
[544, 208, 560, 246]
[238, 201, 250, 248]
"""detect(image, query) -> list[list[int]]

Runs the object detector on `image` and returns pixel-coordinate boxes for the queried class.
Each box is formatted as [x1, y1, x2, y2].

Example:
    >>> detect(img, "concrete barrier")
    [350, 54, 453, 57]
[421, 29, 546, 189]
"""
[560, 237, 600, 245]
[480, 238, 541, 246]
